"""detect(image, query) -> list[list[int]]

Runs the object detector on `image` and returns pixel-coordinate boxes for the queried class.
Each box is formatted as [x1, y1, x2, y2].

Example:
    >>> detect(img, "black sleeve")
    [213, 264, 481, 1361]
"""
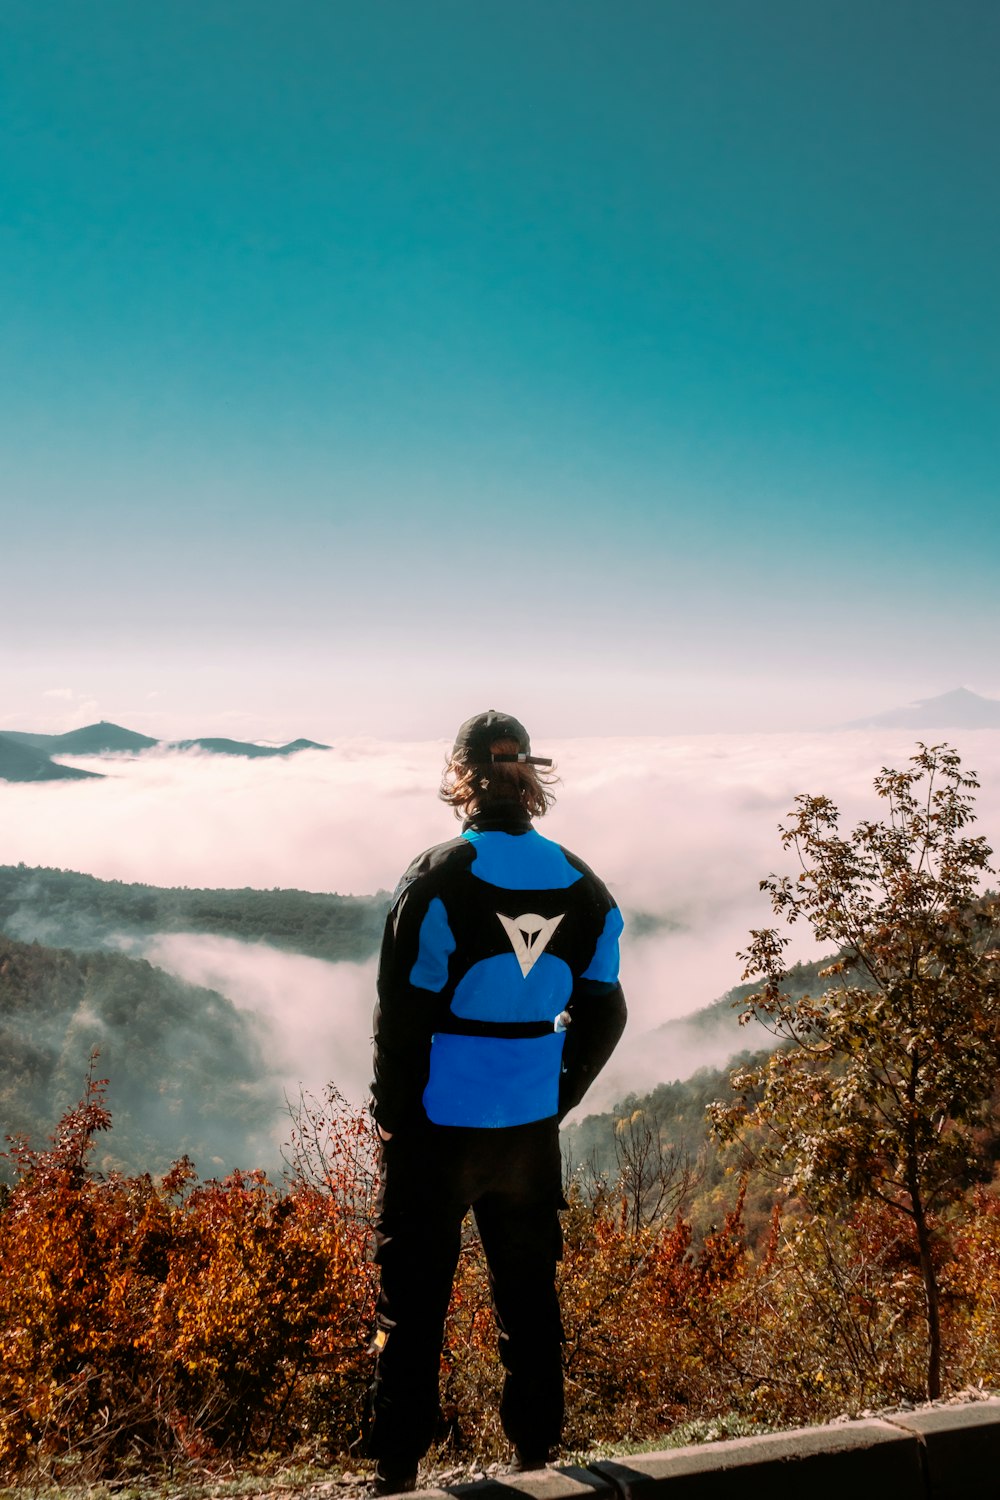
[557, 978, 627, 1119]
[370, 879, 442, 1134]
[557, 873, 627, 1119]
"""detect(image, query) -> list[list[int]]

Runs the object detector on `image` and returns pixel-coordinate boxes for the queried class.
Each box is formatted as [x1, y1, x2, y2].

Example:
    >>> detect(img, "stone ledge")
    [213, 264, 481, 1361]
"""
[587, 1418, 922, 1498]
[886, 1398, 1000, 1500]
[406, 1399, 1000, 1500]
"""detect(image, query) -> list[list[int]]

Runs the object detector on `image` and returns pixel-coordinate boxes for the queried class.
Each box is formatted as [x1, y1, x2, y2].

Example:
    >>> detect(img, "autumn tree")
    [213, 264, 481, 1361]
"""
[711, 743, 1000, 1399]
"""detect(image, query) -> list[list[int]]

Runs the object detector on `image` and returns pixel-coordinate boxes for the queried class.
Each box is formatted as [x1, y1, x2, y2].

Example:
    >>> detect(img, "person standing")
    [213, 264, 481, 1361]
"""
[367, 710, 627, 1494]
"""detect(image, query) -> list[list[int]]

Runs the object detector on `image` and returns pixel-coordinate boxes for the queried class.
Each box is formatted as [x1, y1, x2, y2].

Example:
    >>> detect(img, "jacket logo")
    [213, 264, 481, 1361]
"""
[497, 912, 564, 978]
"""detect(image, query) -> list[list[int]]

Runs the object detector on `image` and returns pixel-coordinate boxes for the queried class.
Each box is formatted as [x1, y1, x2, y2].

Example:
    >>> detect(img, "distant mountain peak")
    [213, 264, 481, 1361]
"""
[55, 722, 160, 752]
[842, 687, 1000, 730]
[168, 735, 332, 758]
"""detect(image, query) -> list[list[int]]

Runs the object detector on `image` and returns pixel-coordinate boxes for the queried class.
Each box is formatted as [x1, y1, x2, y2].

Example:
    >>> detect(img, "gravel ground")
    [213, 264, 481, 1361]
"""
[1, 1455, 514, 1500]
[216, 1459, 511, 1500]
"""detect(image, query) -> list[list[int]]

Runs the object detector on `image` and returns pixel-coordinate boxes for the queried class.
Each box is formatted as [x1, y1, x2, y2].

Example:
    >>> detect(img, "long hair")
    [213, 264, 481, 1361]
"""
[439, 736, 557, 819]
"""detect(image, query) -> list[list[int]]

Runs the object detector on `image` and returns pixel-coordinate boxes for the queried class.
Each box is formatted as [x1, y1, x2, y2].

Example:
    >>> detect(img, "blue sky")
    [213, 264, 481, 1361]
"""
[3, 1, 998, 739]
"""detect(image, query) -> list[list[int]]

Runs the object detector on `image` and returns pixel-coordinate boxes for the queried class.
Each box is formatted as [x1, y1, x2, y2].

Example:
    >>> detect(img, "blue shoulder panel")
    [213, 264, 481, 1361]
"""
[409, 896, 456, 992]
[462, 829, 583, 890]
[581, 906, 624, 984]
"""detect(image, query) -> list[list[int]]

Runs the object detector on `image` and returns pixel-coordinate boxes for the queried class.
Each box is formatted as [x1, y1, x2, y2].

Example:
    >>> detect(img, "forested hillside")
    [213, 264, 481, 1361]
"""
[567, 1062, 745, 1167]
[0, 933, 278, 1178]
[0, 736, 100, 783]
[650, 952, 865, 1066]
[0, 864, 388, 962]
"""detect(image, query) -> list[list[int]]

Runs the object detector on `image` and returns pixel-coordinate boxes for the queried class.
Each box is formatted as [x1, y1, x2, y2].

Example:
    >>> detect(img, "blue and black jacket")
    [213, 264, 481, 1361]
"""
[371, 806, 627, 1132]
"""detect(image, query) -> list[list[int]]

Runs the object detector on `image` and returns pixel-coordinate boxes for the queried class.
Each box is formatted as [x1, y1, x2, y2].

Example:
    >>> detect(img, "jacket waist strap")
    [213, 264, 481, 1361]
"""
[434, 1017, 557, 1040]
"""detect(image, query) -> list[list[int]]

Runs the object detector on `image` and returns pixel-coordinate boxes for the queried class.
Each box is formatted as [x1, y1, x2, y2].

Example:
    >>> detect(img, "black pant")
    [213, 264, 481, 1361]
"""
[367, 1117, 565, 1465]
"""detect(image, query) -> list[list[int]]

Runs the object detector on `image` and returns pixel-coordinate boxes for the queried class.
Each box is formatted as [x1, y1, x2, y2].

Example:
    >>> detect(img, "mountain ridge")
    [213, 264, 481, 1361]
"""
[0, 863, 388, 964]
[0, 720, 332, 782]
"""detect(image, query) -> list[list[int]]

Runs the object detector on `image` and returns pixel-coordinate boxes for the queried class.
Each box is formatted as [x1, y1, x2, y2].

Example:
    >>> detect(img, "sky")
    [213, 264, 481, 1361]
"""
[2, 1, 1000, 740]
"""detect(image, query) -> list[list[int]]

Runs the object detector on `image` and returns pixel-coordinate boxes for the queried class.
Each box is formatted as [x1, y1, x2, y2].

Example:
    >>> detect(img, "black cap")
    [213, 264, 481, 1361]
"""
[452, 710, 551, 766]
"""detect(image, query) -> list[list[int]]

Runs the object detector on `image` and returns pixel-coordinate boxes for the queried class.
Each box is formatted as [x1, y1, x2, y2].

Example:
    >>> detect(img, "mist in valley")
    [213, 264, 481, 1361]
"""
[142, 932, 378, 1121]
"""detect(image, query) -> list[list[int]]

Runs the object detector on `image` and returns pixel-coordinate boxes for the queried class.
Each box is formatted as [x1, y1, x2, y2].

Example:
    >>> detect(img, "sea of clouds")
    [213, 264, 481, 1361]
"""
[4, 730, 1000, 1120]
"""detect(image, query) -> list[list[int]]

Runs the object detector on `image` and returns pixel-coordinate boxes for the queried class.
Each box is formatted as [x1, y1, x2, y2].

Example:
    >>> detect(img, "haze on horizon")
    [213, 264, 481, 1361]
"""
[2, 1, 999, 742]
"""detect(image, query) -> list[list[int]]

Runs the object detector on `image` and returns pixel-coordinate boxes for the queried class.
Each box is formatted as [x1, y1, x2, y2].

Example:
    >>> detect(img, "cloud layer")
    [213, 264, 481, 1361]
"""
[5, 730, 1000, 1116]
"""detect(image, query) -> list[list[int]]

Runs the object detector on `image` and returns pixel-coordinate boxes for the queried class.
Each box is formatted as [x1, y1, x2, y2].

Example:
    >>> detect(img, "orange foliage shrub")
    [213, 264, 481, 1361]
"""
[944, 1188, 1000, 1388]
[0, 1068, 372, 1482]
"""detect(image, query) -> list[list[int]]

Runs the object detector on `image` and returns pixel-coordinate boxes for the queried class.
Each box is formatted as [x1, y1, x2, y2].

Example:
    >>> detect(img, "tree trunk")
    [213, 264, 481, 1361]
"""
[908, 1169, 942, 1399]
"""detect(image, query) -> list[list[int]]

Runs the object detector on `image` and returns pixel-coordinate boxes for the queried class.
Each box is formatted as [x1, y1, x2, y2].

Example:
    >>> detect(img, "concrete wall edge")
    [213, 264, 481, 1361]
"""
[440, 1396, 1000, 1499]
